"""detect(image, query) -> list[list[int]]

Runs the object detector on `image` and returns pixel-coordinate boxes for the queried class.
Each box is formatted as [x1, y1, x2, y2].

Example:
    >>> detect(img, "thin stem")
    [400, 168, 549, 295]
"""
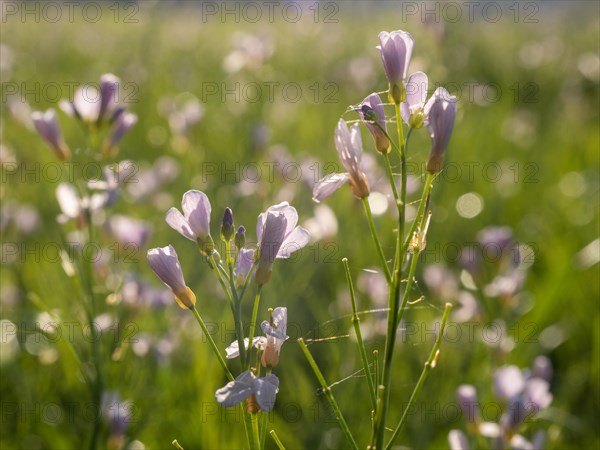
[298, 338, 359, 450]
[395, 250, 420, 336]
[385, 303, 453, 450]
[238, 259, 259, 303]
[246, 285, 263, 368]
[251, 412, 261, 450]
[362, 198, 392, 283]
[190, 306, 234, 381]
[342, 258, 376, 410]
[382, 153, 400, 213]
[269, 430, 286, 450]
[244, 408, 259, 450]
[259, 367, 272, 448]
[209, 253, 234, 308]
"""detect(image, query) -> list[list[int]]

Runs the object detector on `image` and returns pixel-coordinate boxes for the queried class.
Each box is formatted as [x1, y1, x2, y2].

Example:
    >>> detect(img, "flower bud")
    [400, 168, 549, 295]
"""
[235, 225, 246, 249]
[220, 207, 235, 242]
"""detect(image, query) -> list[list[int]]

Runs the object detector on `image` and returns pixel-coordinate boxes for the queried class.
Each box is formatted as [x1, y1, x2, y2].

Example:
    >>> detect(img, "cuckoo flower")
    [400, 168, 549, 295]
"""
[256, 202, 310, 259]
[357, 93, 390, 153]
[166, 190, 214, 254]
[31, 109, 70, 160]
[147, 245, 196, 309]
[400, 71, 434, 128]
[426, 87, 457, 173]
[255, 212, 287, 285]
[313, 119, 370, 202]
[55, 182, 109, 226]
[234, 248, 255, 288]
[103, 112, 138, 155]
[60, 73, 121, 124]
[215, 370, 279, 413]
[261, 307, 288, 368]
[377, 30, 414, 104]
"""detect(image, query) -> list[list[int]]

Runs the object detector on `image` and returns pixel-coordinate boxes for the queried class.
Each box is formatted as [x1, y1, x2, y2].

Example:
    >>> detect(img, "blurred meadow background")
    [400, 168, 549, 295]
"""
[1, 1, 599, 449]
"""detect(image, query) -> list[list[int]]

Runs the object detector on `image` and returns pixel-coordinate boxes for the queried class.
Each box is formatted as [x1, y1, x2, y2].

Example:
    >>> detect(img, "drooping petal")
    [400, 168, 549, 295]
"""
[31, 109, 70, 160]
[312, 173, 350, 203]
[255, 213, 287, 285]
[165, 207, 196, 241]
[225, 337, 266, 359]
[215, 370, 255, 407]
[253, 374, 279, 412]
[182, 190, 211, 239]
[278, 226, 310, 258]
[105, 112, 137, 150]
[146, 245, 189, 306]
[426, 87, 457, 173]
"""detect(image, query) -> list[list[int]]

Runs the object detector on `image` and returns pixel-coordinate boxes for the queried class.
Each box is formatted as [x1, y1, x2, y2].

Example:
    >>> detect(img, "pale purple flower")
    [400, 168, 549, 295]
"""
[456, 384, 479, 423]
[225, 337, 265, 360]
[448, 430, 470, 450]
[215, 370, 279, 412]
[256, 202, 310, 259]
[261, 307, 288, 367]
[147, 245, 196, 309]
[234, 248, 255, 288]
[166, 190, 213, 252]
[357, 93, 390, 153]
[532, 356, 552, 382]
[313, 120, 370, 202]
[400, 71, 434, 128]
[377, 30, 414, 103]
[426, 87, 457, 173]
[107, 215, 151, 248]
[494, 365, 525, 401]
[60, 73, 121, 124]
[103, 112, 137, 154]
[31, 109, 70, 160]
[55, 183, 108, 224]
[255, 212, 287, 285]
[503, 377, 552, 431]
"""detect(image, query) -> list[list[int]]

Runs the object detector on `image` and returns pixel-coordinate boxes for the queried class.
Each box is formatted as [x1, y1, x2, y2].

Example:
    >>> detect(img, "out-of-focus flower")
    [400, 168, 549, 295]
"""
[261, 307, 288, 368]
[60, 73, 121, 124]
[147, 245, 196, 309]
[448, 429, 470, 450]
[101, 390, 131, 450]
[357, 93, 390, 153]
[223, 32, 274, 73]
[313, 120, 370, 202]
[103, 111, 137, 155]
[215, 370, 279, 413]
[401, 71, 434, 128]
[256, 202, 310, 259]
[107, 215, 151, 249]
[88, 161, 136, 208]
[31, 109, 70, 160]
[55, 183, 108, 225]
[302, 204, 338, 242]
[426, 87, 457, 173]
[255, 212, 287, 285]
[456, 384, 479, 423]
[166, 190, 214, 254]
[158, 93, 204, 136]
[377, 30, 414, 104]
[532, 356, 553, 382]
[494, 365, 525, 402]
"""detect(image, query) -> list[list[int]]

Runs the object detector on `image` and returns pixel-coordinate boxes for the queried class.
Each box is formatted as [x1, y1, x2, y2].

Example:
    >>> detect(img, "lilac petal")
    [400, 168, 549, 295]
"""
[59, 100, 76, 117]
[253, 374, 279, 412]
[255, 213, 287, 285]
[107, 112, 137, 149]
[215, 370, 255, 407]
[182, 190, 211, 238]
[278, 226, 310, 258]
[400, 102, 411, 126]
[146, 245, 187, 294]
[494, 365, 525, 401]
[73, 86, 100, 122]
[448, 430, 470, 450]
[234, 248, 256, 280]
[261, 307, 288, 340]
[98, 73, 120, 121]
[56, 183, 81, 218]
[165, 207, 196, 241]
[225, 337, 265, 359]
[257, 202, 298, 242]
[312, 173, 350, 203]
[426, 87, 457, 173]
[405, 71, 428, 110]
[523, 378, 552, 410]
[335, 120, 362, 176]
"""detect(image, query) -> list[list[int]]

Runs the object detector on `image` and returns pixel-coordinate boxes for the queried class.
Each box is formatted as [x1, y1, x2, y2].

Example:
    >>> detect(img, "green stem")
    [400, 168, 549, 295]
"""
[259, 367, 272, 448]
[269, 430, 286, 450]
[385, 303, 453, 450]
[190, 306, 234, 381]
[246, 285, 263, 369]
[342, 258, 376, 410]
[238, 259, 259, 303]
[250, 412, 261, 450]
[362, 198, 392, 283]
[394, 103, 407, 273]
[382, 153, 400, 214]
[298, 338, 359, 450]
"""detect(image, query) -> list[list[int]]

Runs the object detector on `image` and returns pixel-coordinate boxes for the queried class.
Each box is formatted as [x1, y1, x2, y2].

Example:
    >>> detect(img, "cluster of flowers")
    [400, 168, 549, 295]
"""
[313, 30, 456, 204]
[31, 74, 137, 160]
[451, 358, 553, 450]
[147, 190, 309, 411]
